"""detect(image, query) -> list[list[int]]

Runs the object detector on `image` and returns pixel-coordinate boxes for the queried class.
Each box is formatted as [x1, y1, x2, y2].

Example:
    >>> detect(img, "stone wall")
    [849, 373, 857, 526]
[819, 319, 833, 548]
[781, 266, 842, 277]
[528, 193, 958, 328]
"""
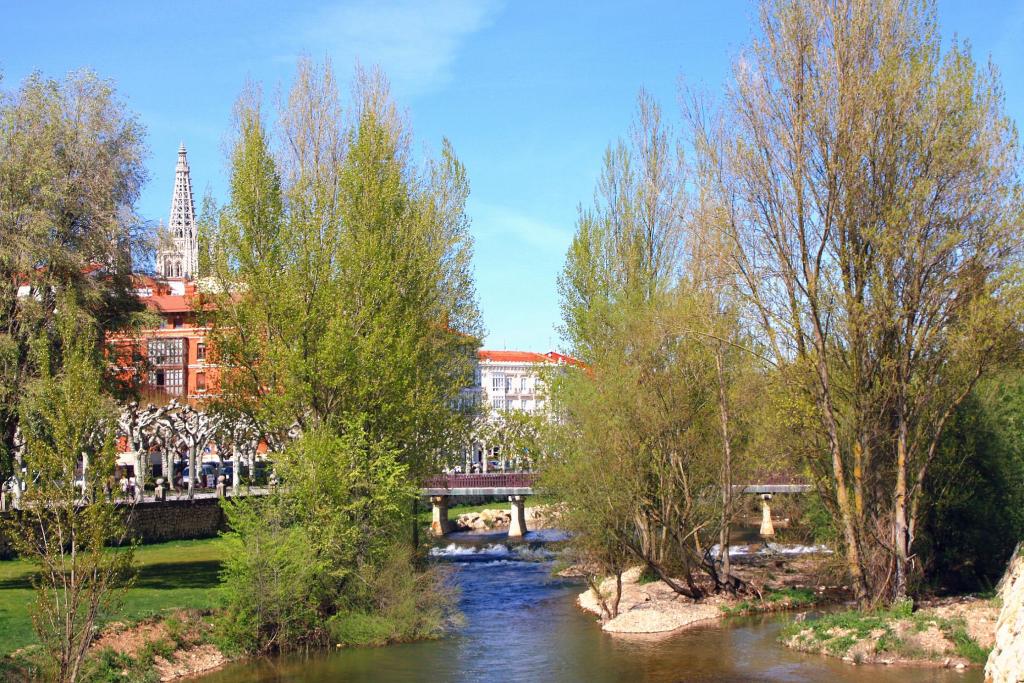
[121, 497, 228, 544]
[0, 496, 234, 558]
[986, 542, 1024, 683]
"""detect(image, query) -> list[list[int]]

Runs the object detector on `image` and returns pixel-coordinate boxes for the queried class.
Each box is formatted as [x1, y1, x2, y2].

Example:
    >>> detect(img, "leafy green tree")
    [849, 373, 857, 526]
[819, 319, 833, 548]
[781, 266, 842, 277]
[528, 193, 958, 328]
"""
[689, 0, 1024, 603]
[916, 371, 1024, 592]
[550, 93, 768, 601]
[3, 308, 133, 683]
[208, 61, 479, 651]
[476, 408, 547, 471]
[0, 70, 148, 485]
[206, 64, 480, 474]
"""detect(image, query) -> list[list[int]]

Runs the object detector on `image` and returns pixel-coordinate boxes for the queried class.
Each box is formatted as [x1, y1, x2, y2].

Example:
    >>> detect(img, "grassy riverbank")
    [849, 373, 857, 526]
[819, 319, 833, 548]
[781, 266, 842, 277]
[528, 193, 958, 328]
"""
[781, 598, 998, 668]
[0, 537, 227, 657]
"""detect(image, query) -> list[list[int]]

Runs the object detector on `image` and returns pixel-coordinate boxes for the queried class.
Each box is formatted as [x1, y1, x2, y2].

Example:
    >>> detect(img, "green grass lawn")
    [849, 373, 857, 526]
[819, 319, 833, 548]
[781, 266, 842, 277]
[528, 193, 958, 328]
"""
[0, 537, 227, 656]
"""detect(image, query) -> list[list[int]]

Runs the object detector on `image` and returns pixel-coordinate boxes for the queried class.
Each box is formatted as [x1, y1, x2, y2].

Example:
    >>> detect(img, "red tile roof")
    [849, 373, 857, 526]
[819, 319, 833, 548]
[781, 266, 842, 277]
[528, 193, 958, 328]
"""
[145, 295, 193, 314]
[543, 351, 585, 367]
[477, 350, 548, 363]
[131, 274, 159, 288]
[478, 349, 583, 366]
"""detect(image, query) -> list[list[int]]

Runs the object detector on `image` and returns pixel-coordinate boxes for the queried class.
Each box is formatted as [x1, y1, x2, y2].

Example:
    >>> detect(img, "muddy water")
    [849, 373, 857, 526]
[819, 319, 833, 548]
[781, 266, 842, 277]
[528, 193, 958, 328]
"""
[200, 530, 981, 683]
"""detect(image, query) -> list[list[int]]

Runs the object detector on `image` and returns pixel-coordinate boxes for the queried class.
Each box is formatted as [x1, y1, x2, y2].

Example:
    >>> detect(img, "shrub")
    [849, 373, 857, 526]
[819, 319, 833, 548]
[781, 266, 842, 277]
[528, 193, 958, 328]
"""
[326, 613, 394, 647]
[217, 497, 328, 654]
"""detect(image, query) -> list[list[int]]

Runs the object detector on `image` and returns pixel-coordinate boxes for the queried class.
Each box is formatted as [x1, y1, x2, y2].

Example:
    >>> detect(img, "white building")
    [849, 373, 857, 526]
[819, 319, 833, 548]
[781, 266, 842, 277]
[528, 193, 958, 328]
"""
[461, 349, 581, 471]
[478, 350, 555, 414]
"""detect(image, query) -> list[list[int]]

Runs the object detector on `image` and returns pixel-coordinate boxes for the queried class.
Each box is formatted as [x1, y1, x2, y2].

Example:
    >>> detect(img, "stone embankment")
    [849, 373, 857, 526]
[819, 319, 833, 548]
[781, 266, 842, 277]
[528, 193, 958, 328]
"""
[986, 543, 1024, 683]
[454, 503, 560, 531]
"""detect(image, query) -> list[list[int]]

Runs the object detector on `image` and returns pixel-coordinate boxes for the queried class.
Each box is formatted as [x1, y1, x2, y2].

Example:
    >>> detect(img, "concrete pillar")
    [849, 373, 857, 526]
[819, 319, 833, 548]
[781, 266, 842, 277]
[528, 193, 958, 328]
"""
[216, 475, 226, 499]
[508, 495, 528, 538]
[759, 494, 775, 538]
[155, 478, 166, 502]
[430, 495, 454, 536]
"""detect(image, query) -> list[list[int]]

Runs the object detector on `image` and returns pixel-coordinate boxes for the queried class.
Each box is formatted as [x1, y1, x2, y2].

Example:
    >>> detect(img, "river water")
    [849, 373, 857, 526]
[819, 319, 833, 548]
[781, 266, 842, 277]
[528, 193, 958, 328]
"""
[200, 530, 981, 683]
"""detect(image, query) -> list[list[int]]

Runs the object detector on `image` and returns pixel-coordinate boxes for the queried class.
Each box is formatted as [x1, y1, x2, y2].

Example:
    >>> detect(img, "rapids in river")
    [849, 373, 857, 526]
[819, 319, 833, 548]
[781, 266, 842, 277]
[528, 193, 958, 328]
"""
[199, 530, 981, 682]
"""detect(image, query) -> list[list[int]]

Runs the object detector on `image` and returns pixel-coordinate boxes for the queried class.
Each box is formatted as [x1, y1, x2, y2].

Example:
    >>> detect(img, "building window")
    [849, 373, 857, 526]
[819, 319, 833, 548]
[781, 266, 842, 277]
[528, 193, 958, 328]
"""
[491, 397, 506, 411]
[148, 368, 183, 395]
[520, 399, 528, 411]
[492, 374, 506, 392]
[147, 338, 184, 366]
[196, 372, 206, 392]
[196, 342, 206, 361]
[146, 338, 185, 396]
[172, 315, 183, 329]
[520, 376, 528, 392]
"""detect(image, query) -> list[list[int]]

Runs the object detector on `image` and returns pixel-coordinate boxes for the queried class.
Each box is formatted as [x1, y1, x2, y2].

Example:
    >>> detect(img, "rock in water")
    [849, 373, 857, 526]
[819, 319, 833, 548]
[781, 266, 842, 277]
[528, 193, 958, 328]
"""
[987, 542, 1024, 683]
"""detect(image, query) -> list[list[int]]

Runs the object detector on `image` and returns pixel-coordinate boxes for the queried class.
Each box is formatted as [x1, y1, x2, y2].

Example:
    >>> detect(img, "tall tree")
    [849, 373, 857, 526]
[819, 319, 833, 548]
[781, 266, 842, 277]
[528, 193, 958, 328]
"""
[0, 70, 148, 484]
[3, 307, 133, 683]
[690, 0, 1024, 602]
[207, 64, 481, 474]
[552, 94, 757, 600]
[206, 61, 480, 652]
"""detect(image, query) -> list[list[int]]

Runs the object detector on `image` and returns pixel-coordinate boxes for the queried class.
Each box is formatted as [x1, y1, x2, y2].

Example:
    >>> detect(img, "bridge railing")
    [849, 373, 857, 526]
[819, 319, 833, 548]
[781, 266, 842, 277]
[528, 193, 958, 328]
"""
[423, 472, 538, 490]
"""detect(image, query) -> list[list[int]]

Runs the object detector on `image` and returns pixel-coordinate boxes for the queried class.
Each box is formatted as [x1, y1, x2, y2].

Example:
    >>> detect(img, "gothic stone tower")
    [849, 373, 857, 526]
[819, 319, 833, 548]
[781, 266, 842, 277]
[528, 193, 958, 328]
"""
[156, 143, 198, 279]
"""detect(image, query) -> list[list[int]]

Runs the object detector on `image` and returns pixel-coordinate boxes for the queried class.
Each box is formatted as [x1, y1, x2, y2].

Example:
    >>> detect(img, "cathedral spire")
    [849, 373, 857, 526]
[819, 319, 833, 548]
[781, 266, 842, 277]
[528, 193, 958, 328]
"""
[157, 143, 198, 279]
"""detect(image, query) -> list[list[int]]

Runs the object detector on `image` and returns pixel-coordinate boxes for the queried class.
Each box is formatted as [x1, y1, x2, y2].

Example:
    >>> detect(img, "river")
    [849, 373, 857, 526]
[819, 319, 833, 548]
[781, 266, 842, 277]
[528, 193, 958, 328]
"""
[199, 530, 982, 682]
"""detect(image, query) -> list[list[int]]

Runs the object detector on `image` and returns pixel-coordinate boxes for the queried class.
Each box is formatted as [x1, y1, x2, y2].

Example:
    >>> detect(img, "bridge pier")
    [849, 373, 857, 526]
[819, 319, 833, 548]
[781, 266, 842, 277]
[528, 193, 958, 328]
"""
[430, 495, 455, 536]
[508, 495, 527, 538]
[759, 494, 775, 538]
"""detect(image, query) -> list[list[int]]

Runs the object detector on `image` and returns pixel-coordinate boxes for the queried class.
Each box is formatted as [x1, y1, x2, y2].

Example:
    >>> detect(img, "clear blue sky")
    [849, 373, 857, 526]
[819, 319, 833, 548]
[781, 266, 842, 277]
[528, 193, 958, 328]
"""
[3, 1, 1023, 352]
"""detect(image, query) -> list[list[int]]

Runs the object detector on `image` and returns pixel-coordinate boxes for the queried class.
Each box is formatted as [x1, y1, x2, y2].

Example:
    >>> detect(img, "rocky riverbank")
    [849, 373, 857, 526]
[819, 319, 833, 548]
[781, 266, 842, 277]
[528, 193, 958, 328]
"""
[92, 611, 229, 681]
[577, 567, 726, 633]
[781, 596, 998, 669]
[575, 558, 827, 635]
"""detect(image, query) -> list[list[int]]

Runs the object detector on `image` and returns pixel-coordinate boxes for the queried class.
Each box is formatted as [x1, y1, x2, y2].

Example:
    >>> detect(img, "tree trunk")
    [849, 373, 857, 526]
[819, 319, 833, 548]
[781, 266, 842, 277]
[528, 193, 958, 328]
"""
[894, 410, 910, 601]
[132, 450, 143, 496]
[813, 344, 869, 603]
[231, 446, 240, 495]
[81, 452, 90, 501]
[612, 570, 623, 619]
[714, 345, 733, 581]
[187, 445, 197, 500]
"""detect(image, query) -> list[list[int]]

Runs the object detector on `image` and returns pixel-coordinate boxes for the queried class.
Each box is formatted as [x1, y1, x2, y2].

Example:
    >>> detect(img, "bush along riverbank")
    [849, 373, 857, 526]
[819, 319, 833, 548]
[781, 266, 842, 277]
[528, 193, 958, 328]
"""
[1, 559, 460, 683]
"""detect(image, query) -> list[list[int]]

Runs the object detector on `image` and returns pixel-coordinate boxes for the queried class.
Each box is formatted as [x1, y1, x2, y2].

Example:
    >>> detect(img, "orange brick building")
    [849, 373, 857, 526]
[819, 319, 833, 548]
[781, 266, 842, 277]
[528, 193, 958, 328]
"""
[109, 144, 218, 403]
[111, 275, 218, 403]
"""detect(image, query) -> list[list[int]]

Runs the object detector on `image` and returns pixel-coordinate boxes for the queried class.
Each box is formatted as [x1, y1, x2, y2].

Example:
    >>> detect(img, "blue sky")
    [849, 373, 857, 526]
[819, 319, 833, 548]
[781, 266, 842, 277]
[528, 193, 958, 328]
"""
[3, 1, 1023, 352]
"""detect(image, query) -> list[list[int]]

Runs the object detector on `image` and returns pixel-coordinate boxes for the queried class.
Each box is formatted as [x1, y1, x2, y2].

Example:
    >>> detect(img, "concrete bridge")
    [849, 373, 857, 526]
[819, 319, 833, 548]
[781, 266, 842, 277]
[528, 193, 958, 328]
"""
[420, 472, 810, 539]
[422, 473, 537, 538]
[732, 482, 811, 537]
